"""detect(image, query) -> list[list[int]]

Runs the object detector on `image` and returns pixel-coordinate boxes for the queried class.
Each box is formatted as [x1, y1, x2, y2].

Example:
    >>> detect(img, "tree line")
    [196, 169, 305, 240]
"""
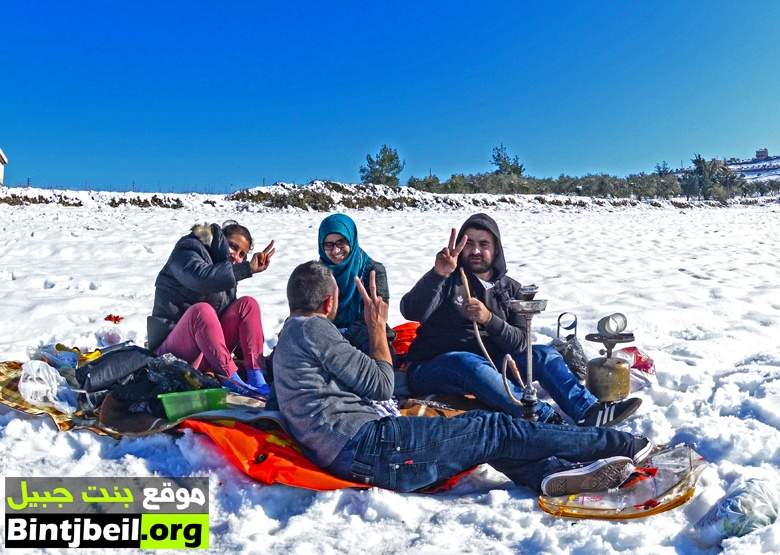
[359, 144, 780, 201]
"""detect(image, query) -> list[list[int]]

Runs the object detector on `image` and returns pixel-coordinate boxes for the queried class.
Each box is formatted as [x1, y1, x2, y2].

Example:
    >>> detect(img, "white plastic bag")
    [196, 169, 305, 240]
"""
[694, 478, 780, 546]
[95, 326, 135, 348]
[18, 360, 78, 415]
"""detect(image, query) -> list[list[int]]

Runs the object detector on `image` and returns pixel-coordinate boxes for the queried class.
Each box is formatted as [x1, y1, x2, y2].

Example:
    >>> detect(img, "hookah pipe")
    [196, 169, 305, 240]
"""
[459, 269, 530, 411]
[459, 268, 496, 370]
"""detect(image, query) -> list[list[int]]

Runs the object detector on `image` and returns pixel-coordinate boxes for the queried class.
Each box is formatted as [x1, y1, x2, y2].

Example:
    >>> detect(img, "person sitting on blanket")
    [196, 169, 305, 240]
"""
[318, 213, 395, 354]
[147, 221, 274, 398]
[400, 213, 642, 427]
[272, 260, 653, 496]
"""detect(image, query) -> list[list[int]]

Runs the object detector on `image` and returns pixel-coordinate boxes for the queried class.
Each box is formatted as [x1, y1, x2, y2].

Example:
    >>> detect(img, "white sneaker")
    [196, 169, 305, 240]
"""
[541, 456, 634, 497]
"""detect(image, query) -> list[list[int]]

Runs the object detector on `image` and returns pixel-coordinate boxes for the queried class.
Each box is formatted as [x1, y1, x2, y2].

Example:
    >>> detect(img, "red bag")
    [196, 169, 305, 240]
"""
[391, 322, 420, 357]
[615, 346, 656, 375]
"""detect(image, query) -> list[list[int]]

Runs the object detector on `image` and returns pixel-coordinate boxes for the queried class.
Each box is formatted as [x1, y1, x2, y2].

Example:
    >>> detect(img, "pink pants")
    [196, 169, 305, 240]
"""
[155, 296, 265, 377]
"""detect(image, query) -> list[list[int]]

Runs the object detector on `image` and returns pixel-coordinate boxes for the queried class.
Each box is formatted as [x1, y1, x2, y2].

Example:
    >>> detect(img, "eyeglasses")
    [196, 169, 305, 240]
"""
[323, 239, 349, 252]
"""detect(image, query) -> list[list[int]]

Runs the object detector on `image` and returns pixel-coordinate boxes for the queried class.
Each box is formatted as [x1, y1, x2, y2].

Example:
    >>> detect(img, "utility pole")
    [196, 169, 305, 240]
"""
[26, 177, 31, 187]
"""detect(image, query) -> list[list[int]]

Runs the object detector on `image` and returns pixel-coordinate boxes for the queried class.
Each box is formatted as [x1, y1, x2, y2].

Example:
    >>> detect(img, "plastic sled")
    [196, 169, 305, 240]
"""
[538, 444, 707, 520]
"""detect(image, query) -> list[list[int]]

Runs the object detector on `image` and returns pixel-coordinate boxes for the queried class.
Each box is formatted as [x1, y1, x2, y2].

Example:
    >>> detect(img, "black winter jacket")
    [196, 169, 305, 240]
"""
[400, 213, 527, 363]
[147, 223, 253, 351]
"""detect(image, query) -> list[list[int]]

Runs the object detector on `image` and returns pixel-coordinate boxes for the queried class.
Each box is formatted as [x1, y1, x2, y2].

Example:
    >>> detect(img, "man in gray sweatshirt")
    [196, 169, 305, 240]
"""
[273, 261, 652, 496]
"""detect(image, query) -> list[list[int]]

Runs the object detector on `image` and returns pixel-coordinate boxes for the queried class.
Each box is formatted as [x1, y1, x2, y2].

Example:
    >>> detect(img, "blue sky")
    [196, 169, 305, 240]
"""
[2, 1, 778, 192]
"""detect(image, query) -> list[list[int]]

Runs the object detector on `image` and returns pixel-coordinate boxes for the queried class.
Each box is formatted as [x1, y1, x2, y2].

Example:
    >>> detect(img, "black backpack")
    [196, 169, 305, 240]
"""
[76, 346, 222, 417]
[76, 346, 155, 392]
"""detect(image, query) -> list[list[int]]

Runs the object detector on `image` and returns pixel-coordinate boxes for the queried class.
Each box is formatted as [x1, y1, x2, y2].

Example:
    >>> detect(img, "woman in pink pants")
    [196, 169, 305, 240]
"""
[147, 221, 275, 397]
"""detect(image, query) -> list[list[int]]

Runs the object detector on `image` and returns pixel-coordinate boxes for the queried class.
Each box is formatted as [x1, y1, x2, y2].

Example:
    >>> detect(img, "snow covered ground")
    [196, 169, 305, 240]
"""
[1, 196, 779, 554]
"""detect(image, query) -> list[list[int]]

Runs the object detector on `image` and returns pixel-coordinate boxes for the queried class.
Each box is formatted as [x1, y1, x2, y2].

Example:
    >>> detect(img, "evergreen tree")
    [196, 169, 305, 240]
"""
[718, 169, 744, 199]
[739, 179, 756, 197]
[681, 172, 700, 200]
[491, 144, 525, 176]
[655, 161, 673, 176]
[690, 154, 727, 200]
[629, 172, 658, 200]
[359, 144, 405, 187]
[407, 174, 440, 191]
[656, 174, 681, 199]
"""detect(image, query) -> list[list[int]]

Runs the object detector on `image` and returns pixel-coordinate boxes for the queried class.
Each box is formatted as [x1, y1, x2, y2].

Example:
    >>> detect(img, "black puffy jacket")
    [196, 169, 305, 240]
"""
[147, 223, 253, 351]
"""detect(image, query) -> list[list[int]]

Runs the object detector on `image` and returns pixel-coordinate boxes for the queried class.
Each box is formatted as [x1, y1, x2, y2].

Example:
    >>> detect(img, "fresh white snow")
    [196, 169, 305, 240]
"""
[1, 193, 779, 554]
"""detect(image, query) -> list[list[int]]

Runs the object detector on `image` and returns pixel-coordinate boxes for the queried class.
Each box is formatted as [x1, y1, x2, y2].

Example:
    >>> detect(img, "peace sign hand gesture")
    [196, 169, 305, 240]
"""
[250, 240, 276, 274]
[434, 228, 468, 278]
[355, 271, 392, 364]
[355, 270, 389, 331]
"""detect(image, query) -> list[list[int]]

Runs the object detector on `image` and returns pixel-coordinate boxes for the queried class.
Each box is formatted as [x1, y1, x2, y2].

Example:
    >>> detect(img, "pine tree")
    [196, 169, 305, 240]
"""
[656, 174, 681, 199]
[491, 144, 525, 176]
[359, 145, 405, 187]
[655, 161, 673, 176]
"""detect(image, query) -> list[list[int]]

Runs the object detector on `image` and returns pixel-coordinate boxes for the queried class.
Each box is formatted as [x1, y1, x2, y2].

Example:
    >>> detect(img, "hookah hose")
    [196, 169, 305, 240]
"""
[459, 269, 525, 405]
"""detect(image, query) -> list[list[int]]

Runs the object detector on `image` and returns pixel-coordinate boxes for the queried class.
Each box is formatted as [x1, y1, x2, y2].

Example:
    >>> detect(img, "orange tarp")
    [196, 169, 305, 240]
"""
[180, 419, 367, 491]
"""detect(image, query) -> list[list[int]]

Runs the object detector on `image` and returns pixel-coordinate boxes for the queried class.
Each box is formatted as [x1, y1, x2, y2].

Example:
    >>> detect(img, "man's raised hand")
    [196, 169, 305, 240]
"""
[355, 271, 392, 363]
[250, 240, 276, 274]
[355, 270, 388, 330]
[434, 228, 468, 277]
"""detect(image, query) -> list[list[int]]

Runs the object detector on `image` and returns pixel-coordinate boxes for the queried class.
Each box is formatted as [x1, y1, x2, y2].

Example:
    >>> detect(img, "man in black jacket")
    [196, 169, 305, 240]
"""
[401, 213, 641, 427]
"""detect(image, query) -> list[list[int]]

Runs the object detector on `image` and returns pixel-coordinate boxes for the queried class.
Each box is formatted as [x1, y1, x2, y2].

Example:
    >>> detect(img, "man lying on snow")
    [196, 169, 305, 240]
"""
[273, 260, 652, 496]
[400, 213, 641, 427]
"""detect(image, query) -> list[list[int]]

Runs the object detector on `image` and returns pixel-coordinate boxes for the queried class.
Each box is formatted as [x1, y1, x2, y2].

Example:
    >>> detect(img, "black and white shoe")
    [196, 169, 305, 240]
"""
[542, 409, 565, 425]
[577, 398, 642, 427]
[631, 437, 654, 465]
[541, 456, 634, 497]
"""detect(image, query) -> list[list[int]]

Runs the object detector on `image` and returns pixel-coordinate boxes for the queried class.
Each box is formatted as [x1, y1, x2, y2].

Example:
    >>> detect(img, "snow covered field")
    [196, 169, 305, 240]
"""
[1, 197, 779, 554]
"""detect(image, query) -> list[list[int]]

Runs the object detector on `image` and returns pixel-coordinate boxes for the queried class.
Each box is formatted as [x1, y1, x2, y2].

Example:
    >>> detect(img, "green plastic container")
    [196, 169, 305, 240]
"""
[158, 388, 227, 421]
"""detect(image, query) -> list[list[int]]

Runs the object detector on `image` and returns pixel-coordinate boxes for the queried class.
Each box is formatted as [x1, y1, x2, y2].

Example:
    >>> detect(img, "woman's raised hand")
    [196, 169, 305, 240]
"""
[434, 228, 468, 277]
[250, 240, 276, 274]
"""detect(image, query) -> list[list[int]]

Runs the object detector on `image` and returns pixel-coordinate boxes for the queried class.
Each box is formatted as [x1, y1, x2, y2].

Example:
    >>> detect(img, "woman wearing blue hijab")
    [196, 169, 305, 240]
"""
[318, 214, 393, 352]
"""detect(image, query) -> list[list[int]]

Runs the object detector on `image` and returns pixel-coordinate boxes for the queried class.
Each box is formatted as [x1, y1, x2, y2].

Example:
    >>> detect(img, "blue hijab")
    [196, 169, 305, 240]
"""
[318, 214, 373, 329]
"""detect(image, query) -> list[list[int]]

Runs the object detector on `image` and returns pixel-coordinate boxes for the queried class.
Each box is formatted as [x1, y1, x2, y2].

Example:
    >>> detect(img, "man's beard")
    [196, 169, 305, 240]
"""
[464, 256, 492, 274]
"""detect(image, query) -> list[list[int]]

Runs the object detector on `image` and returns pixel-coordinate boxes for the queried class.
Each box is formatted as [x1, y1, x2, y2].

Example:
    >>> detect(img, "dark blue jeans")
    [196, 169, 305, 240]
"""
[326, 411, 635, 493]
[407, 345, 598, 422]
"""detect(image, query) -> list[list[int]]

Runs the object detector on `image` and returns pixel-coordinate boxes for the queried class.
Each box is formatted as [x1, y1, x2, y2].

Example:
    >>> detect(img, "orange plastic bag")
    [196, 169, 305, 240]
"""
[392, 322, 420, 357]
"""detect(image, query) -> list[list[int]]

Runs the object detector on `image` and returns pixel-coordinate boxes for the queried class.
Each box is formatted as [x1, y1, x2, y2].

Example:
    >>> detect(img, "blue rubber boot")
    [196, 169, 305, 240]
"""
[222, 372, 270, 399]
[246, 368, 269, 391]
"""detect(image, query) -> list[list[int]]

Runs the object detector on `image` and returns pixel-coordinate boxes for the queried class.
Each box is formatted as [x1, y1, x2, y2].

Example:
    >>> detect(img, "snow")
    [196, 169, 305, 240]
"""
[1, 193, 779, 554]
[726, 158, 780, 182]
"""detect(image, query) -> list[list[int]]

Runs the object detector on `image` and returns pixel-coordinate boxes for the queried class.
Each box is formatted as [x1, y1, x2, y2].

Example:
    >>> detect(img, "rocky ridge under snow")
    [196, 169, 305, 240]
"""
[2, 181, 778, 214]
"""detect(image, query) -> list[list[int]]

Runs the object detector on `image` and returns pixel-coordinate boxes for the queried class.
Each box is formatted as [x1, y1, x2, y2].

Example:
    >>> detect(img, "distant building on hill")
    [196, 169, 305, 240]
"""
[673, 147, 780, 182]
[0, 148, 8, 186]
